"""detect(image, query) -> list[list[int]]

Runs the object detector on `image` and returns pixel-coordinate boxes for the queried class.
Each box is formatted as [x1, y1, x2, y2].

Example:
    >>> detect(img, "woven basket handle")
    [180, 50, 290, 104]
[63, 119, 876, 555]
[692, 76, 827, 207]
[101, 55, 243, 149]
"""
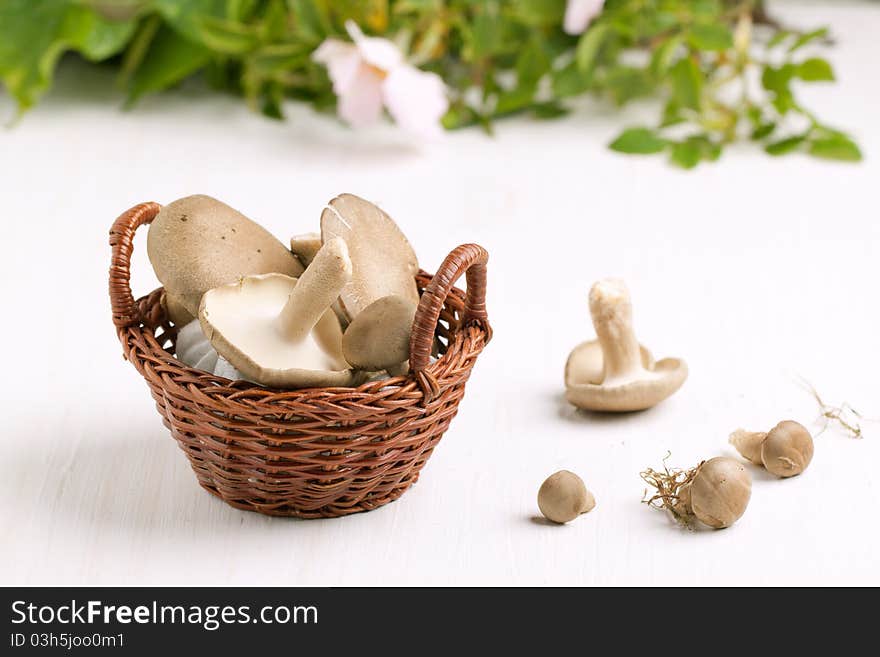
[109, 201, 162, 328]
[409, 243, 492, 401]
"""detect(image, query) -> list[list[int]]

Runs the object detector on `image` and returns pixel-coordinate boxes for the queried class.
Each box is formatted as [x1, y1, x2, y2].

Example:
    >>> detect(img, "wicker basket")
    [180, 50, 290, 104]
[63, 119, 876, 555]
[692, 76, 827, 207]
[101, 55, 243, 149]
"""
[109, 202, 492, 518]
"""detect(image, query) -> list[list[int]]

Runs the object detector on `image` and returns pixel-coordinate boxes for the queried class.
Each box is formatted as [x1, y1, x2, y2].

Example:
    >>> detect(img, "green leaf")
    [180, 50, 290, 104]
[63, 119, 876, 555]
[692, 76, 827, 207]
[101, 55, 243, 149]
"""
[808, 134, 862, 161]
[153, 0, 228, 44]
[609, 127, 667, 154]
[796, 58, 834, 82]
[532, 101, 568, 120]
[289, 0, 332, 43]
[605, 66, 653, 105]
[767, 30, 792, 48]
[765, 135, 807, 156]
[650, 35, 684, 77]
[552, 61, 591, 98]
[670, 57, 702, 111]
[126, 25, 210, 104]
[0, 0, 136, 111]
[576, 24, 610, 73]
[688, 23, 732, 51]
[750, 122, 776, 140]
[513, 0, 565, 27]
[670, 140, 701, 169]
[195, 16, 261, 55]
[789, 27, 829, 53]
[516, 40, 549, 89]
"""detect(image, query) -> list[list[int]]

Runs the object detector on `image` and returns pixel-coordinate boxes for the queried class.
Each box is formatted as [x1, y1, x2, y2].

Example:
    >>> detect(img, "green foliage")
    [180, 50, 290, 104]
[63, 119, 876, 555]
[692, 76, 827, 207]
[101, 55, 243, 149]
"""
[0, 0, 861, 166]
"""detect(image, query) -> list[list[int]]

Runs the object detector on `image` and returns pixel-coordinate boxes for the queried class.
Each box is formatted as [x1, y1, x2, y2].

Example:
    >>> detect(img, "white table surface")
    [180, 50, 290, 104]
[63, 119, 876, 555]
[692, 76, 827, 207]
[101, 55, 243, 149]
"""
[2, 2, 878, 587]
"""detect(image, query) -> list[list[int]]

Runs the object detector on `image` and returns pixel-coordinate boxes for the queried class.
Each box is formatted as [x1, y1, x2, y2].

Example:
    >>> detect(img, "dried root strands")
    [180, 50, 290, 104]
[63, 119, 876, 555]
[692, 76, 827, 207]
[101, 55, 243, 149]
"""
[730, 420, 814, 477]
[800, 379, 868, 439]
[642, 456, 751, 529]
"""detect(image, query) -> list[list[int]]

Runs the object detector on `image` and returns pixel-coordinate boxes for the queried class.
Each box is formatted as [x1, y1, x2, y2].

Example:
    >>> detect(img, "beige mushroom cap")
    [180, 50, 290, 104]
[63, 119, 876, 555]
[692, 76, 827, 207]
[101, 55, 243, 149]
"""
[342, 295, 417, 372]
[148, 195, 303, 319]
[537, 470, 596, 524]
[290, 232, 322, 268]
[320, 193, 419, 317]
[689, 457, 751, 529]
[564, 340, 687, 412]
[761, 420, 814, 477]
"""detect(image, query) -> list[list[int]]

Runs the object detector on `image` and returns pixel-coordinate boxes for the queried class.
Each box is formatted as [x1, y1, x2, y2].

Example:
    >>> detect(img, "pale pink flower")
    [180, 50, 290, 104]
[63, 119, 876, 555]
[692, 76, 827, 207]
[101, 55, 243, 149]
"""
[312, 21, 448, 138]
[564, 0, 606, 35]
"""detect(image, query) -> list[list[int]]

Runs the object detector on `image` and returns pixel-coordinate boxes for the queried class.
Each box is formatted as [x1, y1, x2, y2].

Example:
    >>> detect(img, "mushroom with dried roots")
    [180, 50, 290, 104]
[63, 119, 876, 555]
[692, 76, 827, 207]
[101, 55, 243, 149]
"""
[642, 456, 751, 529]
[537, 470, 596, 524]
[342, 295, 418, 376]
[565, 279, 688, 412]
[198, 237, 364, 389]
[148, 195, 304, 326]
[729, 420, 814, 478]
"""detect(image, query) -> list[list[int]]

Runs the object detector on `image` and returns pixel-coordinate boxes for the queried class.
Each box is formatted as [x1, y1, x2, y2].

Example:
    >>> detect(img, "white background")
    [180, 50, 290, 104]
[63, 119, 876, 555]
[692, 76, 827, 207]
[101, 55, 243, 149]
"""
[1, 2, 878, 586]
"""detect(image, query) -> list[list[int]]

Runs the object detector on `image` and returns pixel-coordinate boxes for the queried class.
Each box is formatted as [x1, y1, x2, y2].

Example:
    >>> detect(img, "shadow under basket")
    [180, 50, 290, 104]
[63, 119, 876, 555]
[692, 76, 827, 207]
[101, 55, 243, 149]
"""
[109, 202, 492, 518]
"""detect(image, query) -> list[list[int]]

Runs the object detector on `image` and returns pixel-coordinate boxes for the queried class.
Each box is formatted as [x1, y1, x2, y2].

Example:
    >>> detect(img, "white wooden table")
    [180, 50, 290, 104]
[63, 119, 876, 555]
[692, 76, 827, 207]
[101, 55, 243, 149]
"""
[2, 2, 878, 586]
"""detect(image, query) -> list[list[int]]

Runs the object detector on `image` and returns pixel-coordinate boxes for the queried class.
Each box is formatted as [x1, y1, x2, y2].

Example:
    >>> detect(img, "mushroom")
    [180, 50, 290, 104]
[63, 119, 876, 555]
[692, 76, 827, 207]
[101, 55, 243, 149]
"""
[148, 195, 304, 321]
[538, 470, 596, 524]
[198, 237, 363, 389]
[320, 193, 420, 317]
[564, 279, 687, 412]
[290, 232, 322, 268]
[174, 319, 243, 379]
[680, 457, 752, 529]
[729, 420, 814, 477]
[342, 295, 418, 376]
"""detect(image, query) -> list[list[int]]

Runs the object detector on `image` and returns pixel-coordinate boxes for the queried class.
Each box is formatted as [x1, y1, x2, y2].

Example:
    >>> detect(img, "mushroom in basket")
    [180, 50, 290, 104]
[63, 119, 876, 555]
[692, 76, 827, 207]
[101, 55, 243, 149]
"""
[199, 237, 366, 389]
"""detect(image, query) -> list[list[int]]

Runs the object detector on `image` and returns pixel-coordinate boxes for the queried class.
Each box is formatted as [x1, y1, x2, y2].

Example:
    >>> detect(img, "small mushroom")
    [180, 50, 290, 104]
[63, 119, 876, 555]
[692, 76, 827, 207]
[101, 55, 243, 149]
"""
[729, 420, 814, 477]
[564, 279, 687, 412]
[290, 232, 322, 267]
[680, 457, 752, 529]
[537, 470, 596, 524]
[320, 194, 420, 317]
[148, 195, 304, 319]
[342, 295, 417, 376]
[199, 238, 363, 389]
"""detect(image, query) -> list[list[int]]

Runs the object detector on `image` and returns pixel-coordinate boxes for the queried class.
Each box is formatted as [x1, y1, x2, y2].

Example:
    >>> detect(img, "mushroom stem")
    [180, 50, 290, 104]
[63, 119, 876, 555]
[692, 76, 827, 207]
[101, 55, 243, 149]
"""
[729, 429, 767, 465]
[278, 237, 352, 343]
[588, 279, 644, 382]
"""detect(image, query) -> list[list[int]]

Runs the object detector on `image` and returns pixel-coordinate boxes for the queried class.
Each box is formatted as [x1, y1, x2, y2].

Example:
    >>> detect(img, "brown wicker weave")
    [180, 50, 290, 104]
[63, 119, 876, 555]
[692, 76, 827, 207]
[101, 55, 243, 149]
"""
[109, 202, 492, 518]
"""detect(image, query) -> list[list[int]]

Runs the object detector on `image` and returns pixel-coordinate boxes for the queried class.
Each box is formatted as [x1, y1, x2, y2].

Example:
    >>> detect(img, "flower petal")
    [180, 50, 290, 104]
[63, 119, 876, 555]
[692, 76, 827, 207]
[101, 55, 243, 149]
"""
[337, 64, 385, 128]
[313, 39, 363, 95]
[345, 20, 402, 72]
[382, 65, 448, 139]
[563, 0, 605, 35]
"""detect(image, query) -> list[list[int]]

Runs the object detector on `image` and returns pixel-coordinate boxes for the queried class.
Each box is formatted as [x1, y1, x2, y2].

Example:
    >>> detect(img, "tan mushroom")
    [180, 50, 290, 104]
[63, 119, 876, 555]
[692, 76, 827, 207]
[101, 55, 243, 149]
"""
[680, 457, 752, 529]
[537, 470, 596, 524]
[148, 195, 303, 322]
[564, 279, 687, 412]
[729, 420, 814, 477]
[342, 295, 417, 376]
[320, 194, 419, 318]
[199, 238, 363, 389]
[290, 232, 322, 268]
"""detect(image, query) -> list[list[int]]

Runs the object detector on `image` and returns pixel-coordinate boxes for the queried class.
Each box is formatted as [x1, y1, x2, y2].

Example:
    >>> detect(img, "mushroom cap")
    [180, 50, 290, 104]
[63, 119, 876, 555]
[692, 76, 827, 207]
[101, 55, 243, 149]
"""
[690, 457, 751, 529]
[563, 340, 688, 412]
[290, 232, 322, 268]
[148, 195, 304, 318]
[537, 470, 596, 524]
[199, 273, 362, 389]
[761, 420, 814, 477]
[342, 295, 417, 371]
[320, 193, 419, 316]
